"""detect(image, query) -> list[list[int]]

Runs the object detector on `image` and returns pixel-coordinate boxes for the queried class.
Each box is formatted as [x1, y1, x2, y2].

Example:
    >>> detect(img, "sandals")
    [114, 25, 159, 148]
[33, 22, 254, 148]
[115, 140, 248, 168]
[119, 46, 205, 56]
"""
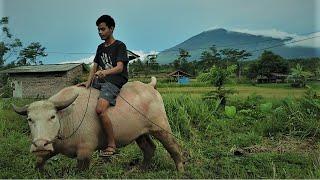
[99, 146, 118, 157]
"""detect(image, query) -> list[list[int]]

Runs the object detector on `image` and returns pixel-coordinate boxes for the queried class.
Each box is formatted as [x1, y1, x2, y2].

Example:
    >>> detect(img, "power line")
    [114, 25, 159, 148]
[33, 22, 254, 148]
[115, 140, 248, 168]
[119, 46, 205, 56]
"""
[46, 52, 94, 55]
[163, 32, 320, 53]
[7, 31, 320, 59]
[41, 30, 319, 56]
[203, 30, 320, 49]
[9, 50, 94, 55]
[211, 35, 320, 61]
[249, 35, 320, 54]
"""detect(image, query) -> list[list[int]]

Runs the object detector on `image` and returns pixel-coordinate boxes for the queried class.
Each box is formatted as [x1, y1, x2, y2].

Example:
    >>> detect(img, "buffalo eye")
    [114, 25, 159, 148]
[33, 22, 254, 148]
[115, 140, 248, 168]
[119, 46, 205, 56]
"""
[27, 118, 33, 123]
[50, 115, 55, 120]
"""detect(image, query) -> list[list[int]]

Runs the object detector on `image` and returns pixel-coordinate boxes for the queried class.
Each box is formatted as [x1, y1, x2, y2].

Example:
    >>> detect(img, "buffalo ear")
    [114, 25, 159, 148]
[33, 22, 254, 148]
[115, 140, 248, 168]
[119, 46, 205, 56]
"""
[50, 93, 79, 111]
[12, 104, 28, 116]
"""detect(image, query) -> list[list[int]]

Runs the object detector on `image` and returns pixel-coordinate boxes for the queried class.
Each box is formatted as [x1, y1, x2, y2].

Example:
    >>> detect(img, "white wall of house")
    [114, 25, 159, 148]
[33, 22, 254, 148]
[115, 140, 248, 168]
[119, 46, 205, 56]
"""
[12, 80, 22, 98]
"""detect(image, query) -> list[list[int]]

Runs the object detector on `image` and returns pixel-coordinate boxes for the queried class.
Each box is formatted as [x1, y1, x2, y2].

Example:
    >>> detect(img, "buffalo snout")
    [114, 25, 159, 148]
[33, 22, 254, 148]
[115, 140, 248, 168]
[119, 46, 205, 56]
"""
[30, 139, 54, 155]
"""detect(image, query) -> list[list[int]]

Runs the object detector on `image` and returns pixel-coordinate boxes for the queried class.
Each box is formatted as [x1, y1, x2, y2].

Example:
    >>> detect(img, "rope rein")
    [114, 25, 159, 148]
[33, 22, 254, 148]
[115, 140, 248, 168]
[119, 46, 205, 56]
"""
[53, 76, 183, 143]
[54, 77, 94, 141]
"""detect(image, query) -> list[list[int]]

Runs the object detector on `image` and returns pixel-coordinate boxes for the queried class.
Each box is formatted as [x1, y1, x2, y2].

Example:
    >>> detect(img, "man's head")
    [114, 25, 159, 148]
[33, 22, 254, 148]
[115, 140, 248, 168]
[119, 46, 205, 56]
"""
[96, 15, 115, 40]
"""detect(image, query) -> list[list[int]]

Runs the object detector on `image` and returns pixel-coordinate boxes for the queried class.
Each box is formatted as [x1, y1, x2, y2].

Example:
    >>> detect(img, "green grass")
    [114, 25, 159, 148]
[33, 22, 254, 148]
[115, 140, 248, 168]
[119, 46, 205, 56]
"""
[158, 82, 320, 99]
[158, 86, 309, 98]
[1, 83, 320, 178]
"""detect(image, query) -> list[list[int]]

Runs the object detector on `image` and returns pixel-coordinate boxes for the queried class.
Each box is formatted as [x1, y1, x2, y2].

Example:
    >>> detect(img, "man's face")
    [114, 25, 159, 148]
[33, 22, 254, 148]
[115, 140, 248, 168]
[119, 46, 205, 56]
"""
[98, 22, 113, 40]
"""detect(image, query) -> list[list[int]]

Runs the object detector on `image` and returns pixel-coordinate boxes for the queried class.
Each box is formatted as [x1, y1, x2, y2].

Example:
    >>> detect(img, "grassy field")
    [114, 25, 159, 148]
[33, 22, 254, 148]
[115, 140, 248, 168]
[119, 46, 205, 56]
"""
[158, 82, 320, 99]
[158, 86, 308, 98]
[1, 82, 320, 178]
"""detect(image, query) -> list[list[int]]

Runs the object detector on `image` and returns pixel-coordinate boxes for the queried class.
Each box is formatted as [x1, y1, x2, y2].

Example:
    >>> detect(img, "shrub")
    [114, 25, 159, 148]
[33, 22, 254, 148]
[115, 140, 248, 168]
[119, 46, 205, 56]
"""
[225, 106, 237, 118]
[1, 83, 13, 98]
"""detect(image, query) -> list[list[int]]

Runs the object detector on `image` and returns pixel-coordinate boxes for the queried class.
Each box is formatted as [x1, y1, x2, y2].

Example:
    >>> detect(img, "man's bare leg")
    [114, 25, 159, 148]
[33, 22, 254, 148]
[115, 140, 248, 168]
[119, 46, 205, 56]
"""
[96, 98, 116, 156]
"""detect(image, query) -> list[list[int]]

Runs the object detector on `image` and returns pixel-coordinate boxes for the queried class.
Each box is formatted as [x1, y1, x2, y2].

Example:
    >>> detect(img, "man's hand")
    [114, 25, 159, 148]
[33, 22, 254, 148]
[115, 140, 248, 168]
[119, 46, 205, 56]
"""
[95, 70, 108, 78]
[77, 81, 90, 89]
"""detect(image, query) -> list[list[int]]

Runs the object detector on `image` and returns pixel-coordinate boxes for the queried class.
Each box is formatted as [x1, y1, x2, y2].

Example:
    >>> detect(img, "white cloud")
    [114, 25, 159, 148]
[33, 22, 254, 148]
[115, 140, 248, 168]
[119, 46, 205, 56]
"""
[231, 28, 295, 39]
[130, 50, 159, 62]
[58, 50, 160, 65]
[59, 55, 95, 65]
[286, 32, 320, 48]
[231, 28, 320, 48]
[204, 26, 221, 32]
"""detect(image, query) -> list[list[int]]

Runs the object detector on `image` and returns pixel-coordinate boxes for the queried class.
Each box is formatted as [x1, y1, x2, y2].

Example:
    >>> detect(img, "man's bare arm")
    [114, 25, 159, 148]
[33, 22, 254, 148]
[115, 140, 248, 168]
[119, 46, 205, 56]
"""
[78, 63, 98, 88]
[95, 61, 124, 78]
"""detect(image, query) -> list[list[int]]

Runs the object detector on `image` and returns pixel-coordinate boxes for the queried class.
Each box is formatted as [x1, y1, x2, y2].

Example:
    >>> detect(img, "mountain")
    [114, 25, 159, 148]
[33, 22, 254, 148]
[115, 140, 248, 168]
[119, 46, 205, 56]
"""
[157, 28, 320, 64]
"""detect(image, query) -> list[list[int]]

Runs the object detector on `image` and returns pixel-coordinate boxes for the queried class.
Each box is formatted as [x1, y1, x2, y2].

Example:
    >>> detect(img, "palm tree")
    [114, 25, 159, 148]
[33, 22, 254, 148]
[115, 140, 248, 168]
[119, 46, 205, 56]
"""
[288, 64, 312, 88]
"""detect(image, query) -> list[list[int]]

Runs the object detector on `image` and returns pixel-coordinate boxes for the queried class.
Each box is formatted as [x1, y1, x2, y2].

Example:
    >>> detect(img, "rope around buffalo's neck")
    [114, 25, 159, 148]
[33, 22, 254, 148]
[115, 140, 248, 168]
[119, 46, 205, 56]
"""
[55, 77, 94, 141]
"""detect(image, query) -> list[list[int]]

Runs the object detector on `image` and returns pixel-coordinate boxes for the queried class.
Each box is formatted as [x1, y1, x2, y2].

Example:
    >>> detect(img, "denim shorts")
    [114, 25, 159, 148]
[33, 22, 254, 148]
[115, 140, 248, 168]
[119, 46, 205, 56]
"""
[92, 79, 120, 106]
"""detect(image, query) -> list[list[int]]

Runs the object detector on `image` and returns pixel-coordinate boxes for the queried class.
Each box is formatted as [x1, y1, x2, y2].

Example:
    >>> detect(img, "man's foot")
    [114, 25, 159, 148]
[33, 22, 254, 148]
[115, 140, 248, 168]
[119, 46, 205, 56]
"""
[99, 146, 117, 157]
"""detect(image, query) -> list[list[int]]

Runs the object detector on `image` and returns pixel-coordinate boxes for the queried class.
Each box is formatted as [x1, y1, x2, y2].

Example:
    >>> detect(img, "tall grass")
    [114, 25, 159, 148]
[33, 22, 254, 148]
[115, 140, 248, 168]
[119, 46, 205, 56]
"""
[1, 90, 320, 178]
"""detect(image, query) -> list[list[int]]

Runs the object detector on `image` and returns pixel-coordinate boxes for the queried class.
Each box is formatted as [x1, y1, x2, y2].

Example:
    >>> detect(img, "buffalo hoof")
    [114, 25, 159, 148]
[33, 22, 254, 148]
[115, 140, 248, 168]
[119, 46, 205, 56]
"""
[76, 158, 90, 171]
[35, 164, 44, 172]
[177, 163, 184, 173]
[129, 158, 140, 167]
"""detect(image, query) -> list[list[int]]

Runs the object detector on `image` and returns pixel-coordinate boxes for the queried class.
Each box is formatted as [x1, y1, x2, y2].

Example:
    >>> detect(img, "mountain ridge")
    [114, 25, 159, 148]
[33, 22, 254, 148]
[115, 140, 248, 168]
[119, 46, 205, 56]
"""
[157, 28, 319, 64]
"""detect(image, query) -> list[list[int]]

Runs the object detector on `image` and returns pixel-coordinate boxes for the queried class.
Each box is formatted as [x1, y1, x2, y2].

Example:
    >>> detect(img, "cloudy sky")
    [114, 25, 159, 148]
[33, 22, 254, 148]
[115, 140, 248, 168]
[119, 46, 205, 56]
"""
[1, 0, 319, 64]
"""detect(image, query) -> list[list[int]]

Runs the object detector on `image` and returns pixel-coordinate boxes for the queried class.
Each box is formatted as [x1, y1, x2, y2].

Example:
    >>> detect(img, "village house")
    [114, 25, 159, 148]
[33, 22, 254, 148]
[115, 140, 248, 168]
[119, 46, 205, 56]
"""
[167, 70, 193, 84]
[256, 73, 288, 84]
[0, 63, 85, 98]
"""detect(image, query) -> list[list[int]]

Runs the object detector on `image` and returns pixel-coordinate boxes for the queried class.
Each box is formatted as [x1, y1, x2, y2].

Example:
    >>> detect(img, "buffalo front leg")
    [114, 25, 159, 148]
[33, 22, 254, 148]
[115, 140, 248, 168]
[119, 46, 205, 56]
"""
[35, 152, 57, 171]
[76, 146, 93, 171]
[136, 134, 156, 169]
[151, 130, 184, 172]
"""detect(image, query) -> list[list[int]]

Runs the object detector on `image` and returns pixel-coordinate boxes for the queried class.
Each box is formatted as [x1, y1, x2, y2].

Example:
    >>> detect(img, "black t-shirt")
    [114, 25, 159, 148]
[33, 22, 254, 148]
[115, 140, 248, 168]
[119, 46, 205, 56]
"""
[93, 40, 129, 88]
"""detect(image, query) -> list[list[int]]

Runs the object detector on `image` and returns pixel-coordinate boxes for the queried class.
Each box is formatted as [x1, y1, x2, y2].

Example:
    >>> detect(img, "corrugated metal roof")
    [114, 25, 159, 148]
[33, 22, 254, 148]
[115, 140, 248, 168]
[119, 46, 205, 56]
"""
[127, 50, 140, 60]
[0, 63, 83, 74]
[167, 70, 193, 77]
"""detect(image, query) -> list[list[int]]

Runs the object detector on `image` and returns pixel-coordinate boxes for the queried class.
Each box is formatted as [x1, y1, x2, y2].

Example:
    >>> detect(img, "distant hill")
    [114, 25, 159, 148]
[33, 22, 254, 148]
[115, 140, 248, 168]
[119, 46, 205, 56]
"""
[157, 28, 320, 64]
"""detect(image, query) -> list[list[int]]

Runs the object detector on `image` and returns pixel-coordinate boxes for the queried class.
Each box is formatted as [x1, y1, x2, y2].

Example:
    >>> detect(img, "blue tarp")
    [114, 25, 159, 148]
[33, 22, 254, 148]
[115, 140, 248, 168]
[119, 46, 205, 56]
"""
[178, 76, 189, 84]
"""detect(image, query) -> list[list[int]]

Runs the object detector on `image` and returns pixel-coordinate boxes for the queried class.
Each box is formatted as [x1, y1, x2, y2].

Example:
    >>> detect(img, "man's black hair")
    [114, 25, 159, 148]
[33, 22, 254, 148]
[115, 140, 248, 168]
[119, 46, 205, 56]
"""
[96, 15, 115, 28]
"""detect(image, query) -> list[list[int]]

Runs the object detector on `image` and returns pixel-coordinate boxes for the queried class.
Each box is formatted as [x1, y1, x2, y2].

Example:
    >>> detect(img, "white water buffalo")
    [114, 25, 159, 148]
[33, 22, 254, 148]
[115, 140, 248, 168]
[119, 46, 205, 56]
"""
[13, 77, 184, 172]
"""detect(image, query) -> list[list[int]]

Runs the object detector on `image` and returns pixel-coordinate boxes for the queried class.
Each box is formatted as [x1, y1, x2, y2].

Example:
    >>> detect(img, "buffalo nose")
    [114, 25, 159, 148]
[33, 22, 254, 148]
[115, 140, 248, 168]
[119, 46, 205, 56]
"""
[32, 139, 50, 149]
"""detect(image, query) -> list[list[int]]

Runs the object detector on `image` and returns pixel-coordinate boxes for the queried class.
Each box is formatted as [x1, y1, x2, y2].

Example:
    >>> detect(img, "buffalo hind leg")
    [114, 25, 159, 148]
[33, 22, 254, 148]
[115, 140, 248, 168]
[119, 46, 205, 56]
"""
[151, 130, 184, 172]
[136, 134, 156, 169]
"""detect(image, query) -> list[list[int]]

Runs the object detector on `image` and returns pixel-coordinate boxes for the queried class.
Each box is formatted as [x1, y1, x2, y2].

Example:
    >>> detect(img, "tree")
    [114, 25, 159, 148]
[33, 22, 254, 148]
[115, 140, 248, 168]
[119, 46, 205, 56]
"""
[316, 67, 320, 80]
[172, 49, 191, 73]
[258, 51, 288, 78]
[219, 48, 251, 79]
[234, 49, 251, 79]
[197, 65, 237, 107]
[17, 42, 47, 65]
[0, 17, 47, 67]
[248, 51, 289, 81]
[247, 61, 259, 81]
[147, 54, 159, 71]
[129, 58, 144, 77]
[143, 59, 151, 77]
[220, 48, 238, 66]
[288, 64, 312, 88]
[199, 45, 221, 72]
[0, 17, 23, 67]
[289, 58, 320, 78]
